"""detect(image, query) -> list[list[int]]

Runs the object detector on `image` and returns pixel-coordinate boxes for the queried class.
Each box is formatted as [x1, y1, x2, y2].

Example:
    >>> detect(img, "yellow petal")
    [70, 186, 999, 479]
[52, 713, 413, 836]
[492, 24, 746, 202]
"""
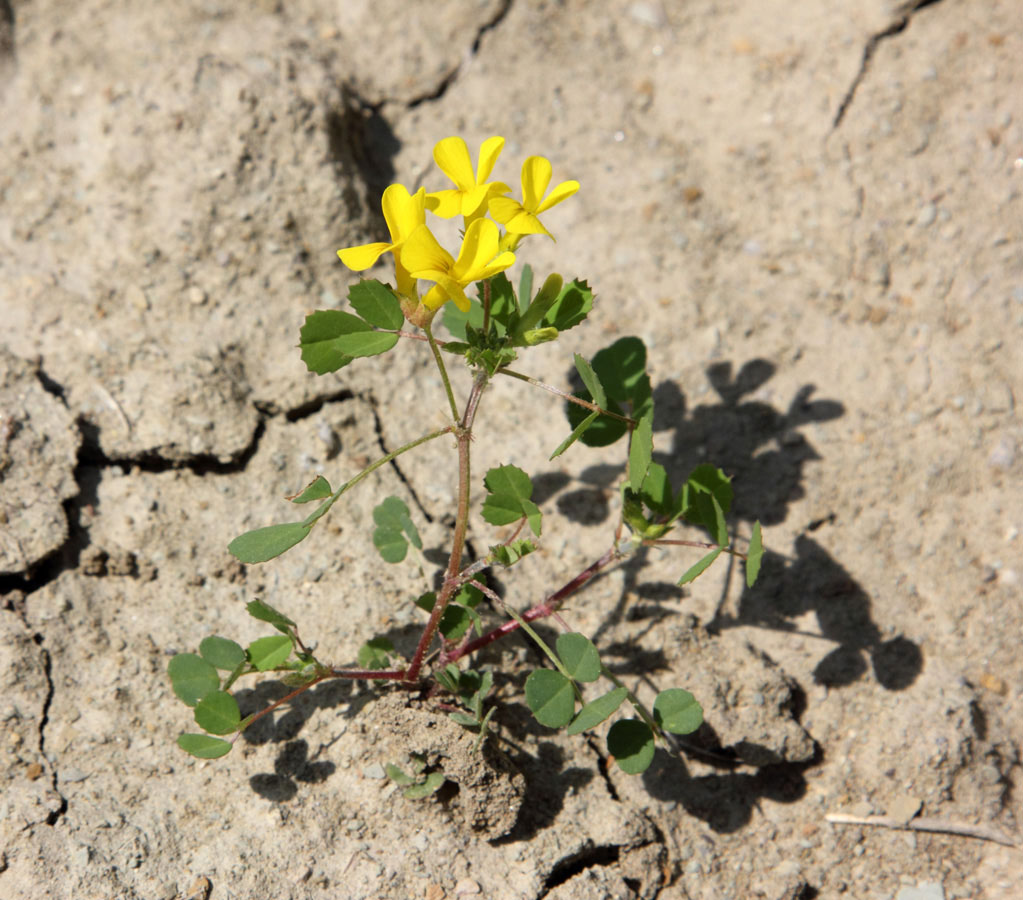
[337, 242, 391, 271]
[425, 189, 463, 219]
[473, 250, 516, 282]
[400, 224, 454, 276]
[488, 195, 523, 225]
[381, 184, 426, 243]
[451, 218, 500, 283]
[433, 137, 474, 191]
[521, 156, 553, 212]
[503, 209, 551, 238]
[536, 179, 580, 215]
[476, 136, 505, 183]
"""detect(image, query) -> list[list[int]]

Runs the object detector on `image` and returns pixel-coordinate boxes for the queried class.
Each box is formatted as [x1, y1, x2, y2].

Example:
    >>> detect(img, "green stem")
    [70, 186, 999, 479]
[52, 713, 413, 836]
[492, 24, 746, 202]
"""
[498, 367, 636, 426]
[424, 320, 460, 422]
[301, 425, 453, 528]
[599, 664, 663, 738]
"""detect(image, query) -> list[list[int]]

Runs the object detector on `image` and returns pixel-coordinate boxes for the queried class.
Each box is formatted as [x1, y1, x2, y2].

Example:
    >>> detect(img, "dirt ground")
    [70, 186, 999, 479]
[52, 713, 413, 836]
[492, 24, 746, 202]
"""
[2, 0, 1022, 897]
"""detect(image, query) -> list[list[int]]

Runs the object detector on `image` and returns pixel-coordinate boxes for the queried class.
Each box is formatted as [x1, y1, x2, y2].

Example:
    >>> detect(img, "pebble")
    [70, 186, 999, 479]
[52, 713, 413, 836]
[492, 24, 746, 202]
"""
[188, 286, 207, 305]
[915, 204, 937, 228]
[454, 879, 481, 895]
[61, 767, 89, 783]
[895, 883, 945, 900]
[362, 763, 386, 779]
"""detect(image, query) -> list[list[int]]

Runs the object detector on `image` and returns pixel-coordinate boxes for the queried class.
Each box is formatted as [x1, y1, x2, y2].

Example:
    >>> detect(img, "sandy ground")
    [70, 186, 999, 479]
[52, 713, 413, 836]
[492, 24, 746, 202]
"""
[2, 0, 1022, 898]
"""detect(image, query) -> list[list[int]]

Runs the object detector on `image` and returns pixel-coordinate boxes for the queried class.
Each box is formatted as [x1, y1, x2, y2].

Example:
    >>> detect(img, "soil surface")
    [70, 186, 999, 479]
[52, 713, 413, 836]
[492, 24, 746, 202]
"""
[2, 1, 1022, 898]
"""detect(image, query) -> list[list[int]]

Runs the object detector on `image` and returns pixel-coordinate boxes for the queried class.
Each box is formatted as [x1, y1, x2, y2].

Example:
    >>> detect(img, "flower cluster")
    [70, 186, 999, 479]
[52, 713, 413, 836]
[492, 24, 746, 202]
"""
[338, 136, 579, 320]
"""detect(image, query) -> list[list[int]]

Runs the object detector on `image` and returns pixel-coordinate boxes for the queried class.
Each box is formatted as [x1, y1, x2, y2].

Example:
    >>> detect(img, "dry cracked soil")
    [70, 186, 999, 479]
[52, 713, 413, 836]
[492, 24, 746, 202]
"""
[1, 1, 1022, 898]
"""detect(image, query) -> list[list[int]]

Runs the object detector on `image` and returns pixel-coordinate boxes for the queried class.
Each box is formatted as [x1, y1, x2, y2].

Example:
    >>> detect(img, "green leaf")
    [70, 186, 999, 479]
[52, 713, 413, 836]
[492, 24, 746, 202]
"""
[518, 265, 533, 311]
[607, 719, 656, 774]
[245, 599, 296, 631]
[628, 414, 653, 490]
[449, 712, 480, 727]
[415, 592, 474, 642]
[168, 654, 220, 707]
[482, 494, 525, 527]
[640, 462, 673, 515]
[543, 278, 593, 332]
[332, 330, 400, 358]
[228, 522, 311, 564]
[298, 309, 370, 374]
[556, 633, 601, 683]
[746, 521, 764, 587]
[348, 279, 404, 329]
[373, 527, 409, 563]
[483, 465, 533, 500]
[385, 763, 416, 785]
[358, 637, 396, 670]
[653, 689, 703, 735]
[565, 337, 651, 448]
[247, 634, 293, 671]
[685, 465, 734, 517]
[573, 354, 607, 408]
[677, 547, 723, 585]
[373, 497, 421, 549]
[567, 686, 629, 735]
[521, 498, 543, 537]
[525, 669, 575, 728]
[194, 690, 242, 735]
[511, 273, 563, 341]
[199, 636, 246, 671]
[549, 410, 600, 460]
[491, 539, 535, 566]
[288, 475, 333, 504]
[177, 733, 232, 759]
[403, 771, 446, 799]
[481, 272, 520, 335]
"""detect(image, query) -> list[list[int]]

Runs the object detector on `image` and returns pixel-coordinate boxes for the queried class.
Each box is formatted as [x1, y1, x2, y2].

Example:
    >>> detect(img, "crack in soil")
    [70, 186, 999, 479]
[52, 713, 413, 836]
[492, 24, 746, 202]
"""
[407, 0, 514, 109]
[831, 0, 945, 129]
[34, 639, 69, 826]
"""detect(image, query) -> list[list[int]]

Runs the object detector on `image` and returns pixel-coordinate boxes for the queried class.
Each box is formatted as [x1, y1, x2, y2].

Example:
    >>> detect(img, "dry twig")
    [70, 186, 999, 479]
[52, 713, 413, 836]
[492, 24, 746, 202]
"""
[825, 812, 1020, 848]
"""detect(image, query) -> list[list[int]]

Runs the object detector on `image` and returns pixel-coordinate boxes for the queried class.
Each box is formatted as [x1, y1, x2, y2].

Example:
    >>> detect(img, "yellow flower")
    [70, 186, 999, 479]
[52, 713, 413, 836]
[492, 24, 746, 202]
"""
[427, 136, 511, 223]
[336, 184, 427, 297]
[489, 155, 579, 241]
[401, 219, 515, 312]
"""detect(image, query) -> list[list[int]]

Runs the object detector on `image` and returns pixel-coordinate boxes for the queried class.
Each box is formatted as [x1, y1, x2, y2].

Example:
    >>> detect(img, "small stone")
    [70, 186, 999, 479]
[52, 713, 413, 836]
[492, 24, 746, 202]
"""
[888, 795, 921, 825]
[915, 204, 937, 228]
[454, 879, 481, 895]
[425, 882, 445, 900]
[61, 767, 89, 783]
[978, 673, 1008, 696]
[362, 763, 386, 780]
[25, 762, 44, 780]
[895, 882, 945, 900]
[126, 284, 150, 311]
[188, 286, 207, 305]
